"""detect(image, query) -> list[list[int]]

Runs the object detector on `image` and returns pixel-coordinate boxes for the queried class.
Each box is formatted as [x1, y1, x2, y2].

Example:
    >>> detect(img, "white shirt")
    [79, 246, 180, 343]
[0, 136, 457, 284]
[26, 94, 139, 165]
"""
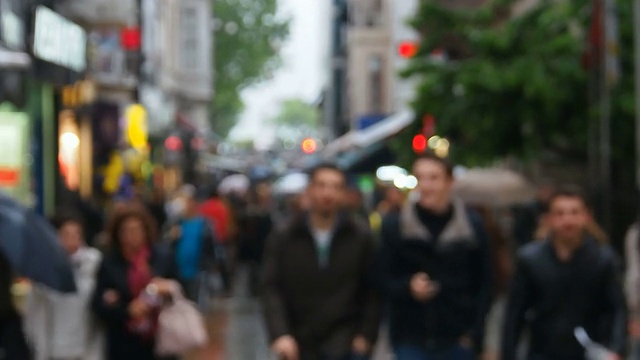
[311, 227, 332, 267]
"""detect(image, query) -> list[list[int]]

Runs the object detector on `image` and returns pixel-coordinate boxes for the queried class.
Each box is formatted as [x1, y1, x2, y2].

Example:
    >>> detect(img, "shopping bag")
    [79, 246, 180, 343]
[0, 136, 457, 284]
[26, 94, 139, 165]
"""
[574, 327, 616, 360]
[155, 281, 209, 356]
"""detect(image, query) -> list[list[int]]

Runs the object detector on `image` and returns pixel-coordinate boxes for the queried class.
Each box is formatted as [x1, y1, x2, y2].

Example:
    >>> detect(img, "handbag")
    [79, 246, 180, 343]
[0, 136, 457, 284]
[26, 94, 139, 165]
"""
[155, 281, 209, 356]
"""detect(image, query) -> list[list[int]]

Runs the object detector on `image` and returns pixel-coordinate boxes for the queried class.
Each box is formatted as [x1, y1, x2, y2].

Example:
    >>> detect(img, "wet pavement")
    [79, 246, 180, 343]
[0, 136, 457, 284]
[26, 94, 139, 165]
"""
[188, 295, 394, 360]
[187, 268, 515, 360]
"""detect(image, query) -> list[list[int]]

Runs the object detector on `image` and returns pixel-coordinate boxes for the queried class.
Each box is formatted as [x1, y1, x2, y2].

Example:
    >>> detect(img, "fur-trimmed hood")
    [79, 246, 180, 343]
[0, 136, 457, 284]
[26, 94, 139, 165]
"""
[399, 196, 476, 246]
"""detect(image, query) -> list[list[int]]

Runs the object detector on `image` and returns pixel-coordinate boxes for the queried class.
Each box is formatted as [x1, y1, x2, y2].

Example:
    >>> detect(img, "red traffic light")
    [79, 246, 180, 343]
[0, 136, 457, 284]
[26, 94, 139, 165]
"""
[165, 136, 183, 151]
[121, 27, 141, 50]
[398, 41, 418, 58]
[412, 134, 427, 153]
[301, 138, 318, 154]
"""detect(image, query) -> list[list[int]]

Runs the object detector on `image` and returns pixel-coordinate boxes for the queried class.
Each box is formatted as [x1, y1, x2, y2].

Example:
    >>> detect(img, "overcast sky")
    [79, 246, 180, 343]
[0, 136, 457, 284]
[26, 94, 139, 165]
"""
[228, 0, 330, 149]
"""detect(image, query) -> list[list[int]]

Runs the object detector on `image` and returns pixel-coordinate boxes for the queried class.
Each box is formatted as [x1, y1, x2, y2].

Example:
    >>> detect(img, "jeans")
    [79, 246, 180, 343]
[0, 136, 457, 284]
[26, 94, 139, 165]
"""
[394, 344, 474, 360]
[301, 353, 369, 360]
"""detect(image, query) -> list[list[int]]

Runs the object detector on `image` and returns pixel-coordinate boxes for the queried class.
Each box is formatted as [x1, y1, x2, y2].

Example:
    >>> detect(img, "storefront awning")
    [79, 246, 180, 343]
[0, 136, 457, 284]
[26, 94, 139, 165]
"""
[0, 47, 30, 69]
[322, 131, 355, 159]
[351, 110, 414, 148]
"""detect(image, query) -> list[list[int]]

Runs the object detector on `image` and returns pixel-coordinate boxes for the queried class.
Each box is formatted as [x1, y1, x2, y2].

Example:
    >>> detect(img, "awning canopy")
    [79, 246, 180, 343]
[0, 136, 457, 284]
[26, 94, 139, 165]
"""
[0, 47, 31, 69]
[322, 110, 414, 159]
[351, 110, 414, 148]
[322, 131, 354, 159]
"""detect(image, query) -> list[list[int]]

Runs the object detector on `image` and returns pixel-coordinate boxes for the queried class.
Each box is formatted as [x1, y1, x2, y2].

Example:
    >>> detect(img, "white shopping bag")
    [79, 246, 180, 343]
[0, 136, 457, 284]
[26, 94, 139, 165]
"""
[574, 327, 616, 360]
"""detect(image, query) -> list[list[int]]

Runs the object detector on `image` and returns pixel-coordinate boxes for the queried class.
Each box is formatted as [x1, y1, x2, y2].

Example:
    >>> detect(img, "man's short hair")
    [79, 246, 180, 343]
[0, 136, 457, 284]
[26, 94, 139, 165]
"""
[548, 185, 590, 209]
[413, 151, 454, 178]
[307, 162, 346, 183]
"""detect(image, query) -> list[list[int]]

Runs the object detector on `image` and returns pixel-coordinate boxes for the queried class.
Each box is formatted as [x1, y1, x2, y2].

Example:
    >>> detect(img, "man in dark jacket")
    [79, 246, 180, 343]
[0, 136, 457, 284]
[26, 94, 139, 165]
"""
[263, 163, 381, 360]
[502, 187, 626, 360]
[378, 153, 492, 360]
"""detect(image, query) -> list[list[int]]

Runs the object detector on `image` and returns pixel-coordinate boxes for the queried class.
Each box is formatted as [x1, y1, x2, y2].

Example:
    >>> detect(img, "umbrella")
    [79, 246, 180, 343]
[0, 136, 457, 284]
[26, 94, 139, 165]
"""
[273, 173, 309, 195]
[217, 174, 250, 195]
[453, 168, 535, 207]
[0, 193, 76, 292]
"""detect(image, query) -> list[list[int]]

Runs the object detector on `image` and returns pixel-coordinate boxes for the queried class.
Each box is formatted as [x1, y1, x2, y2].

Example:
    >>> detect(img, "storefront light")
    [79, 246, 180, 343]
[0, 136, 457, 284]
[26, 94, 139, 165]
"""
[60, 132, 80, 149]
[376, 165, 407, 182]
[393, 174, 408, 189]
[405, 176, 418, 190]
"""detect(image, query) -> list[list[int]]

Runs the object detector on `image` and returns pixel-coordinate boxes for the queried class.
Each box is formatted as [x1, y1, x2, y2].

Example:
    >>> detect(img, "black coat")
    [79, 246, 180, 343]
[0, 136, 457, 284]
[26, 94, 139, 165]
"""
[501, 237, 627, 360]
[92, 244, 178, 360]
[262, 214, 381, 360]
[0, 254, 30, 360]
[0, 311, 31, 360]
[377, 199, 492, 352]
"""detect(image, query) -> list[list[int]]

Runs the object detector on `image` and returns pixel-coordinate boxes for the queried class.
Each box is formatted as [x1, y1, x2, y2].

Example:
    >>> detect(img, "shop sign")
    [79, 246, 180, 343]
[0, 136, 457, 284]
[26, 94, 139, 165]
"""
[0, 6, 25, 50]
[0, 106, 28, 188]
[33, 6, 86, 72]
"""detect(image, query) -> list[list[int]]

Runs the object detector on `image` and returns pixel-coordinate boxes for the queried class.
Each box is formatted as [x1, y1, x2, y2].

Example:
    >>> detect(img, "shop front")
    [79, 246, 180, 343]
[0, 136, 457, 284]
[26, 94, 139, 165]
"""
[0, 0, 34, 206]
[30, 4, 87, 214]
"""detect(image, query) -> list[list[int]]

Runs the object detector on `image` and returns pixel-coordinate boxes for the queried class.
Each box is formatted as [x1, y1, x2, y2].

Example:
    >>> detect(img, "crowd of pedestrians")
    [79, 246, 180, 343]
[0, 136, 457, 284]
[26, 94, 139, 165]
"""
[3, 152, 640, 360]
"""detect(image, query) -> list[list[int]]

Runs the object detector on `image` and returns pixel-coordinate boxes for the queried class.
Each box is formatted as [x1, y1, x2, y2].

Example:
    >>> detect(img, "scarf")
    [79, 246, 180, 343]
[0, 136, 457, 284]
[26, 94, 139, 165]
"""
[126, 247, 156, 338]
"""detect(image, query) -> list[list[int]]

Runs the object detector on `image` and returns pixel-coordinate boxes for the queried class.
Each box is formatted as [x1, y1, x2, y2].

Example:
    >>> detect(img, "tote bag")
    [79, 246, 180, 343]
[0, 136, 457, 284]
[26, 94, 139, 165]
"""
[155, 281, 209, 356]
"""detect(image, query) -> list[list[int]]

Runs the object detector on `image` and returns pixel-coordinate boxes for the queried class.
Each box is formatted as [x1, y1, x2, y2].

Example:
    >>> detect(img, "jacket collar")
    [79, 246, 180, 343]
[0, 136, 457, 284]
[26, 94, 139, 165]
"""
[290, 211, 352, 239]
[400, 196, 475, 245]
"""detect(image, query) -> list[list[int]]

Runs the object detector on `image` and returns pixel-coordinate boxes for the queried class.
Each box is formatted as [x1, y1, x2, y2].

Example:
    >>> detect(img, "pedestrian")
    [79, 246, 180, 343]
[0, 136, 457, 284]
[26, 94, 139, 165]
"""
[377, 153, 493, 360]
[624, 219, 640, 357]
[0, 253, 31, 360]
[165, 185, 216, 304]
[263, 163, 381, 360]
[238, 182, 273, 296]
[24, 211, 104, 360]
[199, 185, 234, 294]
[92, 205, 178, 360]
[502, 186, 626, 360]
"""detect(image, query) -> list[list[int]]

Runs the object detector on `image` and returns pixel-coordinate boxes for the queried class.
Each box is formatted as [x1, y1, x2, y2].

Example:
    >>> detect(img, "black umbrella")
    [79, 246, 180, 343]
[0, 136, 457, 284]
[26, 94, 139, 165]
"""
[0, 193, 76, 292]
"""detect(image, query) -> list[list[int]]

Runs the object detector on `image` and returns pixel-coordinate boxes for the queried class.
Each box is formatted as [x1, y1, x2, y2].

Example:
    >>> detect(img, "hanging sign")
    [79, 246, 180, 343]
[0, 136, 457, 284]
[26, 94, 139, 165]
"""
[33, 6, 86, 72]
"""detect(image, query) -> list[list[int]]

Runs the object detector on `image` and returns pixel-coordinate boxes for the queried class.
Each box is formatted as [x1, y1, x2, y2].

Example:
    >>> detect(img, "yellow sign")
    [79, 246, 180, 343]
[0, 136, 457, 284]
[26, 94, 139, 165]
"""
[125, 104, 148, 150]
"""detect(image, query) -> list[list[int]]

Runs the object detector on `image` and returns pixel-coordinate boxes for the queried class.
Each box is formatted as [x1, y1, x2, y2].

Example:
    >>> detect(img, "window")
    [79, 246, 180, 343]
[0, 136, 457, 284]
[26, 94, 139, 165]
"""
[180, 5, 200, 70]
[368, 55, 384, 114]
[366, 0, 383, 27]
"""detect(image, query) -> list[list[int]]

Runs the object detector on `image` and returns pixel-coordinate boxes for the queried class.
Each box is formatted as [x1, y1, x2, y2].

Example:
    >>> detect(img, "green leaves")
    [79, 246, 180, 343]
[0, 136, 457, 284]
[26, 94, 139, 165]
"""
[209, 0, 290, 137]
[395, 0, 609, 166]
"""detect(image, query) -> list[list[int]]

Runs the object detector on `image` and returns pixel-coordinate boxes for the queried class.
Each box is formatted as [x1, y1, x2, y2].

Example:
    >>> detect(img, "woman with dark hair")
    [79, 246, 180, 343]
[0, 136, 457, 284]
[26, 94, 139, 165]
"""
[92, 205, 178, 360]
[0, 253, 31, 359]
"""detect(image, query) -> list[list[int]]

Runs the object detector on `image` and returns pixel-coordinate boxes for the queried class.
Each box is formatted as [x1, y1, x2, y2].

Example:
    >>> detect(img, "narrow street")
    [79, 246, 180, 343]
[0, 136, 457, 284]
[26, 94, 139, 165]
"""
[187, 270, 395, 360]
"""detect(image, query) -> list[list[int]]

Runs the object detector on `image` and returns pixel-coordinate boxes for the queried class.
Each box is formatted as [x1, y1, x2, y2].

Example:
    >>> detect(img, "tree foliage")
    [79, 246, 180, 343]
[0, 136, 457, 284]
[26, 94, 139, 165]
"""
[270, 99, 319, 127]
[270, 98, 321, 145]
[395, 0, 635, 167]
[210, 0, 289, 137]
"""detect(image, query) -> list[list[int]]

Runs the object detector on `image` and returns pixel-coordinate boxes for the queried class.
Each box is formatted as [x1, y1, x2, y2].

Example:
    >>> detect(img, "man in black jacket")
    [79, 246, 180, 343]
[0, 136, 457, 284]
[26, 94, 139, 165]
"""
[502, 187, 626, 360]
[263, 164, 380, 360]
[378, 153, 492, 359]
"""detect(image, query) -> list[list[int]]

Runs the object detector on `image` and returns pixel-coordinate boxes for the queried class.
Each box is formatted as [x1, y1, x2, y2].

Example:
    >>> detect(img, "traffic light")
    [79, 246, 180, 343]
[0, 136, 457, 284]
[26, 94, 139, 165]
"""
[412, 134, 427, 154]
[398, 41, 418, 58]
[164, 135, 183, 151]
[301, 137, 318, 154]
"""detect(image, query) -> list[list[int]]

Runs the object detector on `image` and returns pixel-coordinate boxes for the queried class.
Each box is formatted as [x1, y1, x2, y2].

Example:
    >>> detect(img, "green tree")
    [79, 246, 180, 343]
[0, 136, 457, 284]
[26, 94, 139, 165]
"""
[395, 0, 635, 167]
[270, 98, 319, 128]
[270, 98, 321, 146]
[211, 0, 289, 137]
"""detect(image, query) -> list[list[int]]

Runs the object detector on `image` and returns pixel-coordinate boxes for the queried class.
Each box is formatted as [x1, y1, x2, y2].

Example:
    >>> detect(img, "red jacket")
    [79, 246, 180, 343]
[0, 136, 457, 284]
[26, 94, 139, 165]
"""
[199, 198, 231, 243]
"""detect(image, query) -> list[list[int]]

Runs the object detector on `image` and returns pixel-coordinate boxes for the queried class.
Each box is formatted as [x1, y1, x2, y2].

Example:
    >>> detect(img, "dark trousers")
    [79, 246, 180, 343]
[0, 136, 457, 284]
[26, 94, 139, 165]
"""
[300, 353, 369, 360]
[394, 344, 474, 360]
